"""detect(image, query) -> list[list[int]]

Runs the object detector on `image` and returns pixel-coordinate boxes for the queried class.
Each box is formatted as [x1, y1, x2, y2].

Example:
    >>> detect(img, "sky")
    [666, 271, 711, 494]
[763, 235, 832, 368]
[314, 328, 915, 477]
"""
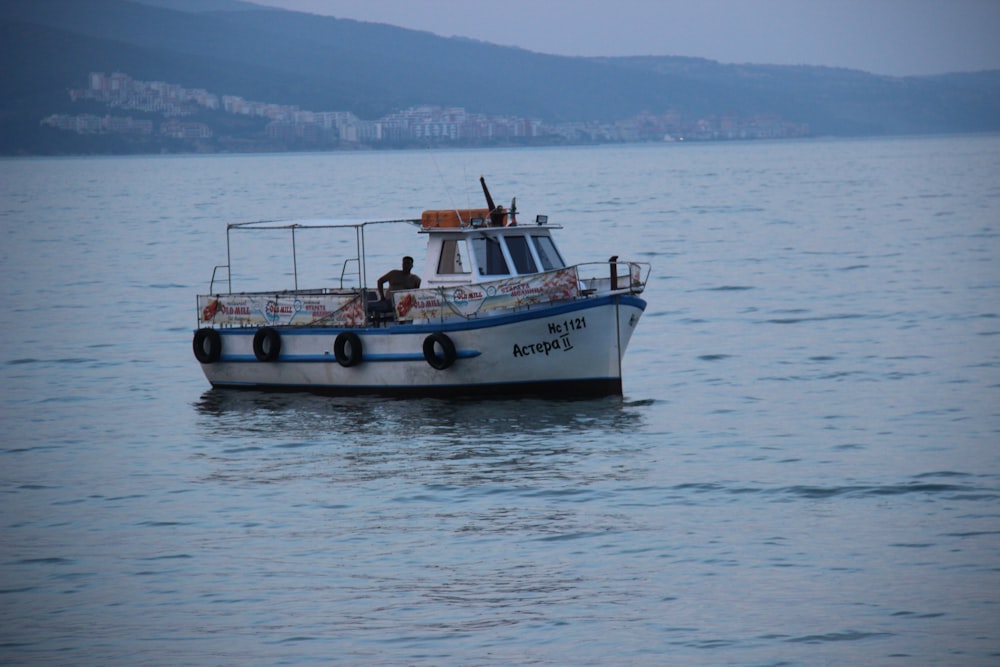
[247, 0, 1000, 77]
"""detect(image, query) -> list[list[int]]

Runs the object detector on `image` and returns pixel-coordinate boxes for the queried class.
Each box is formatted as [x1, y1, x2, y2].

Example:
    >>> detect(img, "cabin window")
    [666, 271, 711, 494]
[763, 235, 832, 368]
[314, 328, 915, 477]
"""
[531, 235, 565, 270]
[472, 236, 510, 275]
[436, 239, 469, 274]
[505, 235, 538, 274]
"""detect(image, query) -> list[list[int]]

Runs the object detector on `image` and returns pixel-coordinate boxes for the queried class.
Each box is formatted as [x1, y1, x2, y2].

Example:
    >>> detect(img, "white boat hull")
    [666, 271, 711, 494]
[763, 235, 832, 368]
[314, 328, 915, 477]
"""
[197, 295, 645, 397]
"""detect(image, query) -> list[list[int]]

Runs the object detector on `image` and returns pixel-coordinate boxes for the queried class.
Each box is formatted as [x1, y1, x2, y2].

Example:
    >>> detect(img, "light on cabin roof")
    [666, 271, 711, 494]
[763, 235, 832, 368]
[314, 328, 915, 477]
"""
[535, 215, 548, 225]
[470, 217, 485, 228]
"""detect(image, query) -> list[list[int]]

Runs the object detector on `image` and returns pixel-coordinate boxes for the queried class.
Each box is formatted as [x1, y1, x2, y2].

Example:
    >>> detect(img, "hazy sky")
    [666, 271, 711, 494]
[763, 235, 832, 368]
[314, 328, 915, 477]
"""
[248, 0, 1000, 76]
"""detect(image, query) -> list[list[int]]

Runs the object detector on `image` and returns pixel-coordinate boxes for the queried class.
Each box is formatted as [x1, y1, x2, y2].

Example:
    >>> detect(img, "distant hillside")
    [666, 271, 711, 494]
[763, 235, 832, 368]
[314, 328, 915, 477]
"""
[610, 56, 1000, 136]
[2, 0, 999, 154]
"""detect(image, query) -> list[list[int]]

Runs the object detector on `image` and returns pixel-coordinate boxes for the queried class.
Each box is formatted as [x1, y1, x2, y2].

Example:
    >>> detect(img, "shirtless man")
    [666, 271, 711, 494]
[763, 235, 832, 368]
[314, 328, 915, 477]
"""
[377, 256, 421, 305]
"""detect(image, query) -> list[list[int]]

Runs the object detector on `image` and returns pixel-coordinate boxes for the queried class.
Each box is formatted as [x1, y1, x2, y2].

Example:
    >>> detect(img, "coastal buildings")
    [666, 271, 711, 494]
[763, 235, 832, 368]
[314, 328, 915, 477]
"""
[45, 72, 809, 150]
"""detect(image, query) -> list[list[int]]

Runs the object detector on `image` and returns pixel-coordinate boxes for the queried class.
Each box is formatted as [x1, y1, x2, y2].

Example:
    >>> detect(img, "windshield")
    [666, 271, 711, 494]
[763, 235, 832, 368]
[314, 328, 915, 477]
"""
[505, 235, 538, 274]
[531, 235, 564, 270]
[472, 236, 510, 276]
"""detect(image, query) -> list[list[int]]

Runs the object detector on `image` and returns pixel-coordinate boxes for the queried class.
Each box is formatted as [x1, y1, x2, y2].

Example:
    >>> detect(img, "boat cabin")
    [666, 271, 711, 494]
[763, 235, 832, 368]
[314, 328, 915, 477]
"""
[418, 208, 566, 289]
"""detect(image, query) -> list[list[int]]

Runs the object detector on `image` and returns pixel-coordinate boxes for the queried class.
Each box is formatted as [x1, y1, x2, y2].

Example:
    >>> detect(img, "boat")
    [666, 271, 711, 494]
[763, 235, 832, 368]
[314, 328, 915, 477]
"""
[192, 178, 650, 397]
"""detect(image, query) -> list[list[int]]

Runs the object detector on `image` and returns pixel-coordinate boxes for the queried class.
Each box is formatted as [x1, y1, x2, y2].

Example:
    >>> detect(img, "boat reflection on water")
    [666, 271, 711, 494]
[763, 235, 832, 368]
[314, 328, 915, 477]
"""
[192, 388, 653, 486]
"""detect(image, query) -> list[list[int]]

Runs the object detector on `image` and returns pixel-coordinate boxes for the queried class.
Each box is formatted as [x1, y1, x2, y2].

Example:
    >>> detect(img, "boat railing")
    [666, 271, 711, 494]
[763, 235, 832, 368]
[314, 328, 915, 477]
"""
[209, 264, 230, 294]
[339, 257, 359, 289]
[197, 260, 650, 328]
[576, 260, 650, 296]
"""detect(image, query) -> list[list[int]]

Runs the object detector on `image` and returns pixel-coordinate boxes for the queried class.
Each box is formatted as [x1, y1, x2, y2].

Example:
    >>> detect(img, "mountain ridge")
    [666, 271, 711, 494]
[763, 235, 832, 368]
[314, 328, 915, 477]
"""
[2, 0, 998, 154]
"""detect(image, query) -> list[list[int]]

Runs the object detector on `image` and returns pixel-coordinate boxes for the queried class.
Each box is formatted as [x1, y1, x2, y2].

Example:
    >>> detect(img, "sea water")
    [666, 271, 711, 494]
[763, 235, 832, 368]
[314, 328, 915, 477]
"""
[1, 136, 999, 666]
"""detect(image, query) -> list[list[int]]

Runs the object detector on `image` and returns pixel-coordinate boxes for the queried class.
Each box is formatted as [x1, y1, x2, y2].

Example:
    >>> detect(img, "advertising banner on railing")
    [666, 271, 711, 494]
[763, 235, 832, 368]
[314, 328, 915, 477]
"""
[198, 293, 366, 327]
[393, 267, 580, 322]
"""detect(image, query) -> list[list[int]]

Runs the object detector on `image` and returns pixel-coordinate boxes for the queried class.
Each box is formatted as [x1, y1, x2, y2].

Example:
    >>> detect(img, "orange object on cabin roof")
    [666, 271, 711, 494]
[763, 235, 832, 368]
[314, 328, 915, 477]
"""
[421, 208, 502, 228]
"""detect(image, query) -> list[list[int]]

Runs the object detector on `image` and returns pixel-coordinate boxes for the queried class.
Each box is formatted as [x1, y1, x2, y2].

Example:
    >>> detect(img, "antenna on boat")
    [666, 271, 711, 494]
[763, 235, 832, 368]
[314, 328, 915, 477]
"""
[479, 175, 496, 211]
[480, 175, 508, 227]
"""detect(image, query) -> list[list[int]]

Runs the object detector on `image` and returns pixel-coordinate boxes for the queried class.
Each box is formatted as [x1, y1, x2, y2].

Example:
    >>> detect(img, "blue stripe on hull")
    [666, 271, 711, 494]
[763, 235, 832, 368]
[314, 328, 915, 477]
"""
[208, 376, 624, 398]
[218, 349, 482, 363]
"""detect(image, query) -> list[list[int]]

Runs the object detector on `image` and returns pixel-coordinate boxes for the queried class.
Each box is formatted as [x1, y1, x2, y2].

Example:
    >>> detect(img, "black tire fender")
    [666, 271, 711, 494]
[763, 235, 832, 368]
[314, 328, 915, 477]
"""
[423, 332, 457, 370]
[252, 327, 282, 362]
[193, 327, 222, 364]
[334, 331, 363, 367]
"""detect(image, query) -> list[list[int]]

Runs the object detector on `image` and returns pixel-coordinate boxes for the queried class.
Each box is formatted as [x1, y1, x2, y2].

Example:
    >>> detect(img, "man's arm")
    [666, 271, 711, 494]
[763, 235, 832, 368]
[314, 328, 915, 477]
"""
[377, 271, 391, 299]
